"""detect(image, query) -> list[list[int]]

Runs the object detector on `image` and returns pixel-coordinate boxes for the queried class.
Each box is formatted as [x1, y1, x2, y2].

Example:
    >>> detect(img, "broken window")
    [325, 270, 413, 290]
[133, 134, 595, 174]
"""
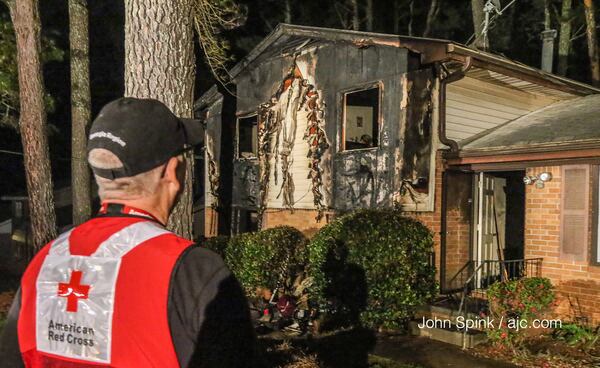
[343, 86, 380, 151]
[238, 115, 258, 158]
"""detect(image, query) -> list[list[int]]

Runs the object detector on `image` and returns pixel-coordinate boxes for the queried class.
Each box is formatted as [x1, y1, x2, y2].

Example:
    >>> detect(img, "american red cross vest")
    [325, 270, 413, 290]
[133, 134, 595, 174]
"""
[17, 216, 193, 367]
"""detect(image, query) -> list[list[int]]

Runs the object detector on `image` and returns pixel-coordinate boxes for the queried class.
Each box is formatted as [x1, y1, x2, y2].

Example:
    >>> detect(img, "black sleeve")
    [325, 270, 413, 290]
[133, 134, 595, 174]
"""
[0, 288, 25, 368]
[168, 246, 262, 368]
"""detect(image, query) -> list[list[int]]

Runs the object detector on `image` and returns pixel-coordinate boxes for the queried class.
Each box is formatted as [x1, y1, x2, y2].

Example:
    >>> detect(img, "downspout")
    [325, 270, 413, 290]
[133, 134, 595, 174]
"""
[435, 56, 473, 153]
[437, 57, 472, 294]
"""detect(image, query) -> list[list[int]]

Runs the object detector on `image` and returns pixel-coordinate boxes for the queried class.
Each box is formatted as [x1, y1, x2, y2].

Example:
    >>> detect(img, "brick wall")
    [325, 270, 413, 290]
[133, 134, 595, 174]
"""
[204, 207, 219, 237]
[262, 209, 333, 238]
[405, 151, 445, 279]
[524, 165, 600, 325]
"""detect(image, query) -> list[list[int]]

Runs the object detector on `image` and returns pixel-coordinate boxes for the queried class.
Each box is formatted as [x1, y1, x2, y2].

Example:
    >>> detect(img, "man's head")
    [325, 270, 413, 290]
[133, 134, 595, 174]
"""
[87, 98, 202, 220]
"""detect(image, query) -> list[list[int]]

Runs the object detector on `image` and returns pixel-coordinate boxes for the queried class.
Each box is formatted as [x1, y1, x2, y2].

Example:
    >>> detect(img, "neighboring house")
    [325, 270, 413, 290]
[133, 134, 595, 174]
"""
[0, 185, 95, 267]
[196, 24, 600, 324]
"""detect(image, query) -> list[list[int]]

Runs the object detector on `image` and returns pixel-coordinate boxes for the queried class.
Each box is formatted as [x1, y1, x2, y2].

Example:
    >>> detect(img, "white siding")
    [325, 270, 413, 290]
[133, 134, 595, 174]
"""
[445, 76, 561, 143]
[266, 103, 315, 209]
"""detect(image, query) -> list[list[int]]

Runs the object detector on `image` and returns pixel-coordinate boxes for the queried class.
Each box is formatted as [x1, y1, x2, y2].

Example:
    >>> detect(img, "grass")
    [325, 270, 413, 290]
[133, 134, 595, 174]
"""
[368, 355, 424, 368]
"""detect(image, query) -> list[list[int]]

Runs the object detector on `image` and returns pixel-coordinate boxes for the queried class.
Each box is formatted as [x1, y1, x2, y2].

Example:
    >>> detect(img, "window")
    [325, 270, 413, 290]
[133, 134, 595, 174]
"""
[561, 165, 590, 261]
[343, 86, 380, 151]
[238, 115, 258, 158]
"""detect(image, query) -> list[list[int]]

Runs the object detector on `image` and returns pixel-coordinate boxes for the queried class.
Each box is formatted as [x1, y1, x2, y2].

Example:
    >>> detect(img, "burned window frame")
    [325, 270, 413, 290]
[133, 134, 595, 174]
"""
[339, 81, 383, 152]
[236, 113, 259, 159]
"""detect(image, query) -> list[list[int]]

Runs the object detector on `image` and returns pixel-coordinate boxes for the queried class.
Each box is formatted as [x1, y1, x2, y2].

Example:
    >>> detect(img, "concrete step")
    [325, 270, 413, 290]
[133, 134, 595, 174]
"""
[415, 305, 485, 329]
[408, 320, 488, 348]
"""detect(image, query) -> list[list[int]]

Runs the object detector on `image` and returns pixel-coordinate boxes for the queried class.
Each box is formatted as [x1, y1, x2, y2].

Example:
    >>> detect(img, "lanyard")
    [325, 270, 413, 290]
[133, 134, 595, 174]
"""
[97, 203, 165, 226]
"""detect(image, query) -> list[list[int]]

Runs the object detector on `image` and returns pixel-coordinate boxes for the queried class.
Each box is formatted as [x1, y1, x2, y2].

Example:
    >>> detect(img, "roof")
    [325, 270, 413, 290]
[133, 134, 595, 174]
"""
[459, 94, 600, 155]
[229, 24, 600, 98]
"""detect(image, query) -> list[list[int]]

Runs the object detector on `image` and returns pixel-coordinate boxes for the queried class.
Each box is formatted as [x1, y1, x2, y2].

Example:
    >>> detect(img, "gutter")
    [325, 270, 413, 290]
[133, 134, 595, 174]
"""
[435, 56, 473, 153]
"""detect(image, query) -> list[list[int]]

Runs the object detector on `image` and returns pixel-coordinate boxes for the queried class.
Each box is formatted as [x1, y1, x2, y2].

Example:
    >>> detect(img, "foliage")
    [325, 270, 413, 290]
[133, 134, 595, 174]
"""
[307, 208, 437, 330]
[202, 235, 230, 258]
[0, 14, 64, 130]
[225, 226, 307, 296]
[553, 323, 600, 350]
[487, 277, 555, 347]
[193, 0, 247, 82]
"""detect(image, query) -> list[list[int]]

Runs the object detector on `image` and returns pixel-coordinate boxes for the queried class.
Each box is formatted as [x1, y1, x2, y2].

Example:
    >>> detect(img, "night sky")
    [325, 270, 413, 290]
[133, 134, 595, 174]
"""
[0, 0, 596, 220]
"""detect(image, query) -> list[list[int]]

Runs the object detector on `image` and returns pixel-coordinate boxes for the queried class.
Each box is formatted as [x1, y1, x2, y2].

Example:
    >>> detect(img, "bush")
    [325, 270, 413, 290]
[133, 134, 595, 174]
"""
[307, 208, 437, 330]
[553, 323, 600, 350]
[202, 235, 230, 258]
[225, 226, 307, 296]
[487, 277, 555, 347]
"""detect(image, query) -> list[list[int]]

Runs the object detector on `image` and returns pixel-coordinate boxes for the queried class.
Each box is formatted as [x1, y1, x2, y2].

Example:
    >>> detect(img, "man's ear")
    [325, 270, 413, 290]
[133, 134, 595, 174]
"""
[164, 157, 182, 192]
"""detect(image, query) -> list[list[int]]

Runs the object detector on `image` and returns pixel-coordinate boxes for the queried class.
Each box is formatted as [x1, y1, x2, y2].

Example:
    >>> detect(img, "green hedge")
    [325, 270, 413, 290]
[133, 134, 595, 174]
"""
[307, 208, 437, 329]
[202, 235, 230, 258]
[225, 226, 308, 295]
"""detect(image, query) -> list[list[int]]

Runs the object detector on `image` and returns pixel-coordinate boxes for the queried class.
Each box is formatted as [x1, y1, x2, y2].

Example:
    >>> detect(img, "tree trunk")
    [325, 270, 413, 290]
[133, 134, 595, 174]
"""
[584, 0, 600, 86]
[124, 0, 196, 239]
[557, 0, 573, 76]
[423, 0, 440, 37]
[408, 0, 414, 36]
[350, 0, 360, 30]
[284, 0, 292, 24]
[8, 0, 57, 251]
[393, 0, 400, 34]
[471, 0, 488, 49]
[544, 0, 552, 30]
[69, 0, 92, 225]
[365, 0, 373, 31]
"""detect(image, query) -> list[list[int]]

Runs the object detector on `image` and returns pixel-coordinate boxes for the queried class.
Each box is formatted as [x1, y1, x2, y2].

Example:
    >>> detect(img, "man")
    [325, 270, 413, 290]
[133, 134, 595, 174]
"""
[0, 98, 258, 367]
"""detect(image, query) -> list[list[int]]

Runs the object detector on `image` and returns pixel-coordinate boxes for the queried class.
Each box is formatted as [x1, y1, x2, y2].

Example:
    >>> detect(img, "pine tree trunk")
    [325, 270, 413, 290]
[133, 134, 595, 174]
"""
[423, 0, 439, 37]
[8, 0, 57, 251]
[284, 0, 292, 24]
[393, 0, 400, 34]
[69, 0, 92, 225]
[365, 0, 373, 31]
[584, 0, 600, 86]
[408, 0, 414, 36]
[350, 0, 360, 30]
[544, 0, 552, 30]
[557, 0, 573, 76]
[471, 0, 488, 49]
[124, 0, 196, 239]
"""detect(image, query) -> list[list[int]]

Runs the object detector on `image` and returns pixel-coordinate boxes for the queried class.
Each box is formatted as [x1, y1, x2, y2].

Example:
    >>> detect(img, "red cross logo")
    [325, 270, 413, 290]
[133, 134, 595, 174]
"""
[57, 270, 90, 313]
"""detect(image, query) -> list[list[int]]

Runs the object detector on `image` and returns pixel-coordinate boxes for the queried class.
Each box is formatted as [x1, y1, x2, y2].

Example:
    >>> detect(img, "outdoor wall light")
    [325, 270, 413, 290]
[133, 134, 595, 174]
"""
[523, 172, 553, 188]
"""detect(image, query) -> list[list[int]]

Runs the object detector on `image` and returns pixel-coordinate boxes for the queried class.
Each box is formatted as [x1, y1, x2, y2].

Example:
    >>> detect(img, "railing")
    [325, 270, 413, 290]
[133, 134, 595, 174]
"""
[466, 258, 543, 291]
[456, 258, 543, 348]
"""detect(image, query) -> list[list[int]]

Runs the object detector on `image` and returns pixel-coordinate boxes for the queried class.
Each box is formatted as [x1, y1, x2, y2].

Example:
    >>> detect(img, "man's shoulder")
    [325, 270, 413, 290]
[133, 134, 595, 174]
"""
[175, 244, 227, 275]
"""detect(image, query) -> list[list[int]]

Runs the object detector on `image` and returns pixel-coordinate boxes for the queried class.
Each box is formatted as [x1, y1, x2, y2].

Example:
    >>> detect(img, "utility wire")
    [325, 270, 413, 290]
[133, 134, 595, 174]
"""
[465, 0, 519, 47]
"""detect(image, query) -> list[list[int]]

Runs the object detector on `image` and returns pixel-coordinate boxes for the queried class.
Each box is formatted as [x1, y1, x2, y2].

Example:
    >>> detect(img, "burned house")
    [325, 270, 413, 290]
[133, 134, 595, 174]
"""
[197, 24, 600, 324]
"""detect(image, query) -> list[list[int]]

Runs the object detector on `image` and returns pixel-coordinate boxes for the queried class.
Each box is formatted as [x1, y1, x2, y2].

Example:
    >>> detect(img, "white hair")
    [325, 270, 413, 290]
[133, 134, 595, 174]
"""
[88, 148, 164, 201]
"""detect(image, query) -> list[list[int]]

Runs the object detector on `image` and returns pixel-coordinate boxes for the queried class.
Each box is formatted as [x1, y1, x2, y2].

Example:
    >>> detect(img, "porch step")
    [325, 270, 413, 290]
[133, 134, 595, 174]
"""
[408, 320, 488, 348]
[415, 305, 485, 330]
[410, 304, 489, 348]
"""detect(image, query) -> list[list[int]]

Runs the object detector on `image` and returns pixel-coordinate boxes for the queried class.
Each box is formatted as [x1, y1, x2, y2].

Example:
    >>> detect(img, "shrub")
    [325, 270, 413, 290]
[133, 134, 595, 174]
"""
[487, 277, 555, 347]
[307, 208, 437, 330]
[202, 235, 230, 258]
[225, 226, 307, 296]
[553, 323, 600, 350]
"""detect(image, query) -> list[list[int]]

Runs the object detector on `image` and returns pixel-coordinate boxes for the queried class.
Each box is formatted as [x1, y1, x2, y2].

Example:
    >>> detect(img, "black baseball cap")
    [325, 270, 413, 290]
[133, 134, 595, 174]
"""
[87, 97, 203, 179]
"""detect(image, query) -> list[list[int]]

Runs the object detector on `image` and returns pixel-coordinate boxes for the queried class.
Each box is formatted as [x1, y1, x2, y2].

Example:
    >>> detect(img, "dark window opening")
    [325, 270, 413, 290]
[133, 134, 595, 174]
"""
[238, 115, 258, 158]
[343, 87, 380, 151]
[193, 146, 205, 206]
[238, 209, 259, 234]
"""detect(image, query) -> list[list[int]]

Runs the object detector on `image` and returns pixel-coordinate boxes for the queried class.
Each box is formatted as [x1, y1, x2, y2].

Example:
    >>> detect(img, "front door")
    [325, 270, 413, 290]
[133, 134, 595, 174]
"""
[473, 173, 506, 287]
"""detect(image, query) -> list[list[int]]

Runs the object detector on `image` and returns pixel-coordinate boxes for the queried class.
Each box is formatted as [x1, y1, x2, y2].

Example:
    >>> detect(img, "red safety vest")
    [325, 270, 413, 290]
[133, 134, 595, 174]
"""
[17, 210, 193, 367]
